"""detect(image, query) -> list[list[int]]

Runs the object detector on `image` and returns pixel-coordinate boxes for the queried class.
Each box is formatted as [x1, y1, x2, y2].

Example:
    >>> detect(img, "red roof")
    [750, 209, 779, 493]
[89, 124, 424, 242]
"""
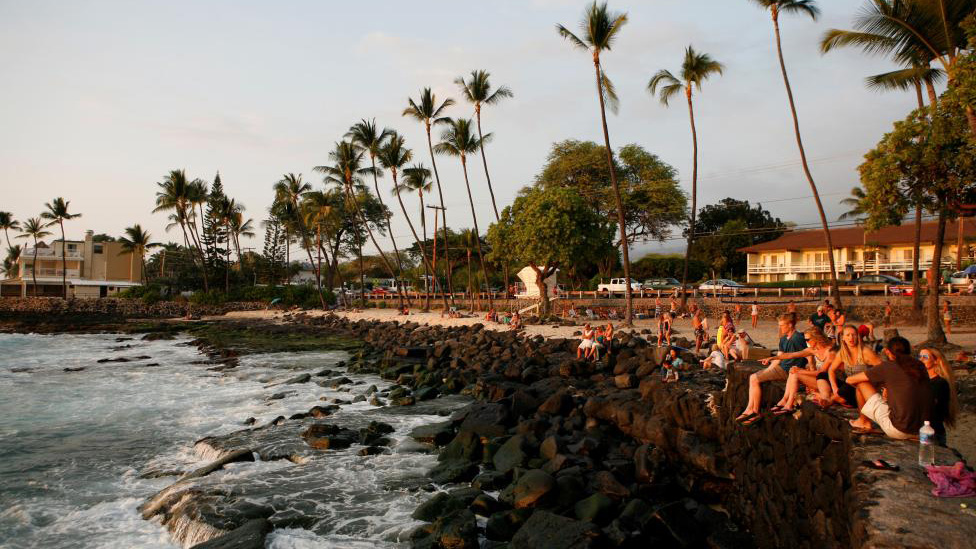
[738, 218, 975, 253]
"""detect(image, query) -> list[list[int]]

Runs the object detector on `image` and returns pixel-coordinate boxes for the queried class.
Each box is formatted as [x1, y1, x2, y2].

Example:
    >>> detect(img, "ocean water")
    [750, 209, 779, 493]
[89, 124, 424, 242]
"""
[0, 332, 463, 548]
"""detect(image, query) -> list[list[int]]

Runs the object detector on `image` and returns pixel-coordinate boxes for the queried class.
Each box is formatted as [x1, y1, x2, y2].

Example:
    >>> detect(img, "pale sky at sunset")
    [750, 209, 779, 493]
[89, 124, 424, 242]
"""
[0, 0, 933, 257]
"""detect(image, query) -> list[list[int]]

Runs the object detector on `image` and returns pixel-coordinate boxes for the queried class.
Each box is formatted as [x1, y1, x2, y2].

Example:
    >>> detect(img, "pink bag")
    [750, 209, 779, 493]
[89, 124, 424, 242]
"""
[926, 461, 976, 498]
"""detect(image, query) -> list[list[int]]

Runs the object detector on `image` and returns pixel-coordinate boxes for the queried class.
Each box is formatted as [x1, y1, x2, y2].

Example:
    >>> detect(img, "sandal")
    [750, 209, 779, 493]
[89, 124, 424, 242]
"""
[735, 412, 758, 423]
[773, 407, 795, 416]
[741, 414, 763, 427]
[861, 459, 900, 471]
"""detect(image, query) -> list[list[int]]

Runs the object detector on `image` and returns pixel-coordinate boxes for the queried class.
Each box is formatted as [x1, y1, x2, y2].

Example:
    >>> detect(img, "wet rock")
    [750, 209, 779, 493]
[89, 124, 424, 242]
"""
[493, 435, 528, 474]
[509, 510, 599, 548]
[429, 459, 479, 484]
[431, 509, 478, 549]
[300, 423, 357, 450]
[96, 355, 151, 363]
[415, 386, 439, 401]
[456, 402, 511, 439]
[265, 392, 292, 402]
[280, 373, 311, 385]
[359, 421, 394, 446]
[440, 430, 482, 463]
[63, 367, 86, 372]
[189, 518, 270, 549]
[369, 395, 385, 406]
[470, 493, 505, 517]
[410, 421, 455, 446]
[179, 449, 254, 482]
[413, 492, 468, 522]
[486, 508, 533, 542]
[574, 493, 614, 524]
[590, 471, 630, 500]
[472, 471, 508, 491]
[652, 500, 705, 546]
[358, 446, 387, 456]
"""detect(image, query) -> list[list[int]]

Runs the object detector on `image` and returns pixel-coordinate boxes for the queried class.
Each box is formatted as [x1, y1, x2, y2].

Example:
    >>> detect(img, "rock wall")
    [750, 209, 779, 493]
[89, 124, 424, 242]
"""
[0, 297, 265, 318]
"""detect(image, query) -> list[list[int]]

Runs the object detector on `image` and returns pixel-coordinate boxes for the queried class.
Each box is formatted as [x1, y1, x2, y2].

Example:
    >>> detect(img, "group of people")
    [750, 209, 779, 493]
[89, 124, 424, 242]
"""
[735, 312, 958, 446]
[483, 308, 522, 330]
[577, 322, 614, 361]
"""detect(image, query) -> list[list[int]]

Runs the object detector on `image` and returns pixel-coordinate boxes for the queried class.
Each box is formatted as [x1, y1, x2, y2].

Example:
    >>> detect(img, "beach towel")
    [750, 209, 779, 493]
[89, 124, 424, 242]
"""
[926, 462, 976, 498]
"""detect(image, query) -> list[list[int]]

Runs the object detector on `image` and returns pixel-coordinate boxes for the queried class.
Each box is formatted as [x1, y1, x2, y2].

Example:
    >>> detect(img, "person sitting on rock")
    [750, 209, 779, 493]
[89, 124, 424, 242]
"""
[567, 307, 578, 319]
[845, 336, 933, 439]
[728, 330, 754, 362]
[662, 348, 682, 382]
[919, 347, 958, 446]
[577, 323, 594, 359]
[820, 325, 882, 415]
[591, 325, 607, 361]
[769, 328, 837, 415]
[509, 311, 522, 331]
[702, 344, 727, 370]
[735, 314, 808, 426]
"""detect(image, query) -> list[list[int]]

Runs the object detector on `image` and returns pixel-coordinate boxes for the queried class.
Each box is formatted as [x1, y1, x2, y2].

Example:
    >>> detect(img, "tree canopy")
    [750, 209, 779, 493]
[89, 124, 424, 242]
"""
[689, 198, 787, 278]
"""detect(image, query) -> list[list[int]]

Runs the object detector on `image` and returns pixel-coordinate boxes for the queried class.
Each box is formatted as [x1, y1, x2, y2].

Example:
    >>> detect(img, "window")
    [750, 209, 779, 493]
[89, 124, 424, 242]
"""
[902, 249, 913, 261]
[93, 244, 103, 254]
[67, 243, 77, 251]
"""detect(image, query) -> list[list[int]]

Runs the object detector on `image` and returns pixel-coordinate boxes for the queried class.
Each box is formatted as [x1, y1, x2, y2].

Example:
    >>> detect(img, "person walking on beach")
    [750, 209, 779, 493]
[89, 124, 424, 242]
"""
[943, 301, 952, 335]
[883, 301, 893, 328]
[733, 303, 742, 323]
[750, 302, 759, 328]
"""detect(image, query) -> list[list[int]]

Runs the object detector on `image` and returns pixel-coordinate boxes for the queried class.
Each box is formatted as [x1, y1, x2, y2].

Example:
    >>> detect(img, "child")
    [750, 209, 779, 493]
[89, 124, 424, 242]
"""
[662, 348, 682, 383]
[702, 344, 728, 370]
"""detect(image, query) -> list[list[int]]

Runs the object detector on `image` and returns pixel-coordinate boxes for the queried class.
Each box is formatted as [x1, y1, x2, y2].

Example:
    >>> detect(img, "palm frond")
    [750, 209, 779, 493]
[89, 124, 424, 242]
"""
[600, 70, 619, 114]
[779, 0, 820, 20]
[556, 25, 589, 51]
[647, 69, 681, 106]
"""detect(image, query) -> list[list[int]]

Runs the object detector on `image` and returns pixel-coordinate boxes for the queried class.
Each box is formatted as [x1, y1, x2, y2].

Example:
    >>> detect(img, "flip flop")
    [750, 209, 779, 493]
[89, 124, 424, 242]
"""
[861, 459, 900, 471]
[773, 407, 795, 416]
[735, 412, 758, 423]
[741, 414, 763, 427]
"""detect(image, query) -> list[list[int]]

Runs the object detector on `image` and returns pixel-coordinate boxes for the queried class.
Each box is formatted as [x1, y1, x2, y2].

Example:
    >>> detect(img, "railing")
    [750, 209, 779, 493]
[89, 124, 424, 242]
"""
[24, 268, 81, 277]
[23, 247, 84, 260]
[748, 259, 955, 275]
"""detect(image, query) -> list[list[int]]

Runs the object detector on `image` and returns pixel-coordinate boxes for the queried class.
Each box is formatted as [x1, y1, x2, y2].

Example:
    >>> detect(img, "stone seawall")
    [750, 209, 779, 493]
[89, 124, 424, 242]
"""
[0, 297, 265, 318]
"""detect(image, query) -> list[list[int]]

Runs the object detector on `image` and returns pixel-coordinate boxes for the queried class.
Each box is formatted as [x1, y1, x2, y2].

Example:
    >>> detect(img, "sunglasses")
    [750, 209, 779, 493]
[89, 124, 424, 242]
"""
[919, 353, 931, 360]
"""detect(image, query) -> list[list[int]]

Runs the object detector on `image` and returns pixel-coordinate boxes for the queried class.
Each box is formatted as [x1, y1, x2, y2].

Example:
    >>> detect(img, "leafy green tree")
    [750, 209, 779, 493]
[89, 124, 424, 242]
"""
[435, 118, 494, 309]
[202, 171, 229, 270]
[261, 216, 286, 285]
[2, 244, 21, 279]
[631, 254, 707, 283]
[749, 0, 843, 306]
[557, 1, 636, 324]
[17, 217, 51, 296]
[403, 88, 456, 299]
[487, 186, 614, 318]
[689, 198, 787, 278]
[858, 99, 976, 344]
[647, 45, 724, 305]
[40, 197, 81, 298]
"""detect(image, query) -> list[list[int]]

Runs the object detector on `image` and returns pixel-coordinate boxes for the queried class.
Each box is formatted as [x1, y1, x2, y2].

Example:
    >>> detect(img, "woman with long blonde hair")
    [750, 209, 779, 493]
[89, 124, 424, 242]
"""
[919, 347, 958, 446]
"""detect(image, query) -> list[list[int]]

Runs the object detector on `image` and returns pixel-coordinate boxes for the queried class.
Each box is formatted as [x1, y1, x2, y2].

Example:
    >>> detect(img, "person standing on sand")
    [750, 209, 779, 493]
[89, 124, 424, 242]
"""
[883, 301, 893, 328]
[787, 300, 796, 316]
[943, 301, 952, 335]
[658, 312, 673, 347]
[692, 309, 707, 354]
[734, 303, 742, 322]
[654, 296, 662, 319]
[750, 302, 759, 328]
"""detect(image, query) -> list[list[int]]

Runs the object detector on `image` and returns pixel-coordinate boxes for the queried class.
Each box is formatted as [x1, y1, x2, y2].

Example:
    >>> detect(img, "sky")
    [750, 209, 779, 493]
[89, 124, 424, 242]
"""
[0, 0, 933, 259]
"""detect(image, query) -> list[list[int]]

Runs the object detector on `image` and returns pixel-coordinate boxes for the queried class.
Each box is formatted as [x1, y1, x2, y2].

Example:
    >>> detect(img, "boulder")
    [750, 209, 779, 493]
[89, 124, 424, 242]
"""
[492, 435, 528, 474]
[429, 459, 480, 484]
[574, 493, 615, 524]
[441, 430, 482, 463]
[509, 510, 599, 548]
[410, 421, 455, 446]
[486, 508, 534, 542]
[412, 492, 467, 522]
[430, 509, 478, 549]
[300, 424, 357, 450]
[456, 402, 511, 439]
[189, 518, 271, 549]
[501, 469, 555, 509]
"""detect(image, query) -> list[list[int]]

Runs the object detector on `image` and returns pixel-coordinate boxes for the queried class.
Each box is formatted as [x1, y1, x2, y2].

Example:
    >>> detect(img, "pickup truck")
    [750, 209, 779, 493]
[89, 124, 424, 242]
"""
[597, 278, 642, 295]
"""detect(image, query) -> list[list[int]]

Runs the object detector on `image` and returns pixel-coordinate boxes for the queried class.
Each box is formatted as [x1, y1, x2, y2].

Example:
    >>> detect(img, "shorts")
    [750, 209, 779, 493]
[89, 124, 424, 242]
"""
[694, 326, 705, 338]
[579, 340, 593, 350]
[755, 363, 790, 383]
[860, 393, 913, 439]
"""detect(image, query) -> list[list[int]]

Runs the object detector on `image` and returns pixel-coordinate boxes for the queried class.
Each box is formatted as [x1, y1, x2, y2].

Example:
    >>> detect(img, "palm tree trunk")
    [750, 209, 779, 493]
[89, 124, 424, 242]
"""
[957, 213, 964, 271]
[358, 240, 365, 304]
[681, 87, 699, 308]
[467, 248, 474, 311]
[594, 56, 633, 325]
[59, 220, 67, 299]
[425, 125, 455, 303]
[290, 199, 327, 309]
[925, 202, 948, 344]
[183, 208, 210, 292]
[421, 192, 431, 311]
[912, 201, 923, 314]
[392, 170, 447, 310]
[460, 156, 493, 311]
[32, 239, 39, 297]
[772, 15, 842, 308]
[475, 108, 509, 302]
[369, 156, 408, 308]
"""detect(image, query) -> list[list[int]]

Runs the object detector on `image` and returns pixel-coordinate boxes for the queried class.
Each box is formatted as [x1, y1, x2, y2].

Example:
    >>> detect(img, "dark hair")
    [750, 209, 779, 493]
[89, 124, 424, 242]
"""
[886, 336, 911, 356]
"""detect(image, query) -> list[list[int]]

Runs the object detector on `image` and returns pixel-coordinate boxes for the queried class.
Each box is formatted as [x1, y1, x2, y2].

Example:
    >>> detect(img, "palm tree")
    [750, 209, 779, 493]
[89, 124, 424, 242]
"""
[274, 173, 326, 309]
[314, 141, 404, 309]
[434, 118, 494, 310]
[648, 46, 724, 308]
[40, 197, 81, 299]
[17, 218, 50, 297]
[2, 244, 21, 279]
[379, 133, 447, 311]
[399, 161, 435, 310]
[228, 206, 255, 269]
[347, 119, 410, 307]
[154, 169, 210, 291]
[558, 1, 635, 324]
[748, 0, 843, 306]
[0, 212, 20, 253]
[403, 88, 456, 301]
[459, 228, 482, 311]
[302, 190, 335, 295]
[118, 224, 159, 283]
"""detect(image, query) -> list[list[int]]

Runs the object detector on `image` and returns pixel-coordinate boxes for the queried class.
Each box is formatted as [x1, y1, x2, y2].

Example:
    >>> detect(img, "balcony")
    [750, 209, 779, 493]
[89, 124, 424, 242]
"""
[24, 268, 81, 278]
[24, 247, 84, 260]
[748, 259, 954, 275]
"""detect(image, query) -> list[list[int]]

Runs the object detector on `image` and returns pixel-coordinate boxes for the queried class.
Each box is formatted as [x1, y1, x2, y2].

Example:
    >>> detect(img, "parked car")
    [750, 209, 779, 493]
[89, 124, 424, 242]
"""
[850, 274, 911, 294]
[370, 286, 393, 295]
[642, 277, 686, 290]
[597, 278, 642, 295]
[698, 279, 746, 293]
[950, 270, 976, 285]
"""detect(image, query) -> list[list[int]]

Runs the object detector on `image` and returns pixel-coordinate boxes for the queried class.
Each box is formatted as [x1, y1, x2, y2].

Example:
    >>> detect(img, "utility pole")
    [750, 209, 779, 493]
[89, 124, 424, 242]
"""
[426, 204, 454, 307]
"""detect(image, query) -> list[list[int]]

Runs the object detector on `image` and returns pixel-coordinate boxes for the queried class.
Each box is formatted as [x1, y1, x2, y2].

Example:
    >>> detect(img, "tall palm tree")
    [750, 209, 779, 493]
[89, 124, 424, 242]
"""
[459, 228, 483, 311]
[648, 46, 724, 307]
[0, 212, 20, 253]
[749, 0, 843, 306]
[434, 118, 494, 310]
[228, 206, 255, 269]
[347, 119, 410, 306]
[274, 173, 326, 309]
[315, 141, 404, 309]
[40, 197, 81, 299]
[154, 169, 209, 291]
[119, 224, 159, 283]
[378, 134, 448, 311]
[17, 218, 50, 297]
[557, 1, 635, 324]
[302, 190, 335, 295]
[399, 162, 435, 310]
[403, 88, 456, 301]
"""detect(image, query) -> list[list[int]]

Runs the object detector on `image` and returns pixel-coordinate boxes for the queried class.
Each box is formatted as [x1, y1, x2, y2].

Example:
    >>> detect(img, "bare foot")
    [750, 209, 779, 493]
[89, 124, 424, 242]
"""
[849, 419, 873, 431]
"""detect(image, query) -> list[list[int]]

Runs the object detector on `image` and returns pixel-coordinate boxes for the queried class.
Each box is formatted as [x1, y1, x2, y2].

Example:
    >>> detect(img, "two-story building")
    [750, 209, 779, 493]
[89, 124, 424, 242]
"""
[1, 230, 142, 297]
[739, 219, 974, 283]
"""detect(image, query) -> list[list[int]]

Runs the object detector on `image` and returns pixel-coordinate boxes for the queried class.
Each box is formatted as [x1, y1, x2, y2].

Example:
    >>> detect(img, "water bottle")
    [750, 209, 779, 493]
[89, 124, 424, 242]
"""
[918, 421, 936, 467]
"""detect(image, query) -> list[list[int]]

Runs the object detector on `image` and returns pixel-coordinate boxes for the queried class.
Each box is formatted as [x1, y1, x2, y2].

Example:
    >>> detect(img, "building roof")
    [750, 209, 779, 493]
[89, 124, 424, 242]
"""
[738, 218, 975, 253]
